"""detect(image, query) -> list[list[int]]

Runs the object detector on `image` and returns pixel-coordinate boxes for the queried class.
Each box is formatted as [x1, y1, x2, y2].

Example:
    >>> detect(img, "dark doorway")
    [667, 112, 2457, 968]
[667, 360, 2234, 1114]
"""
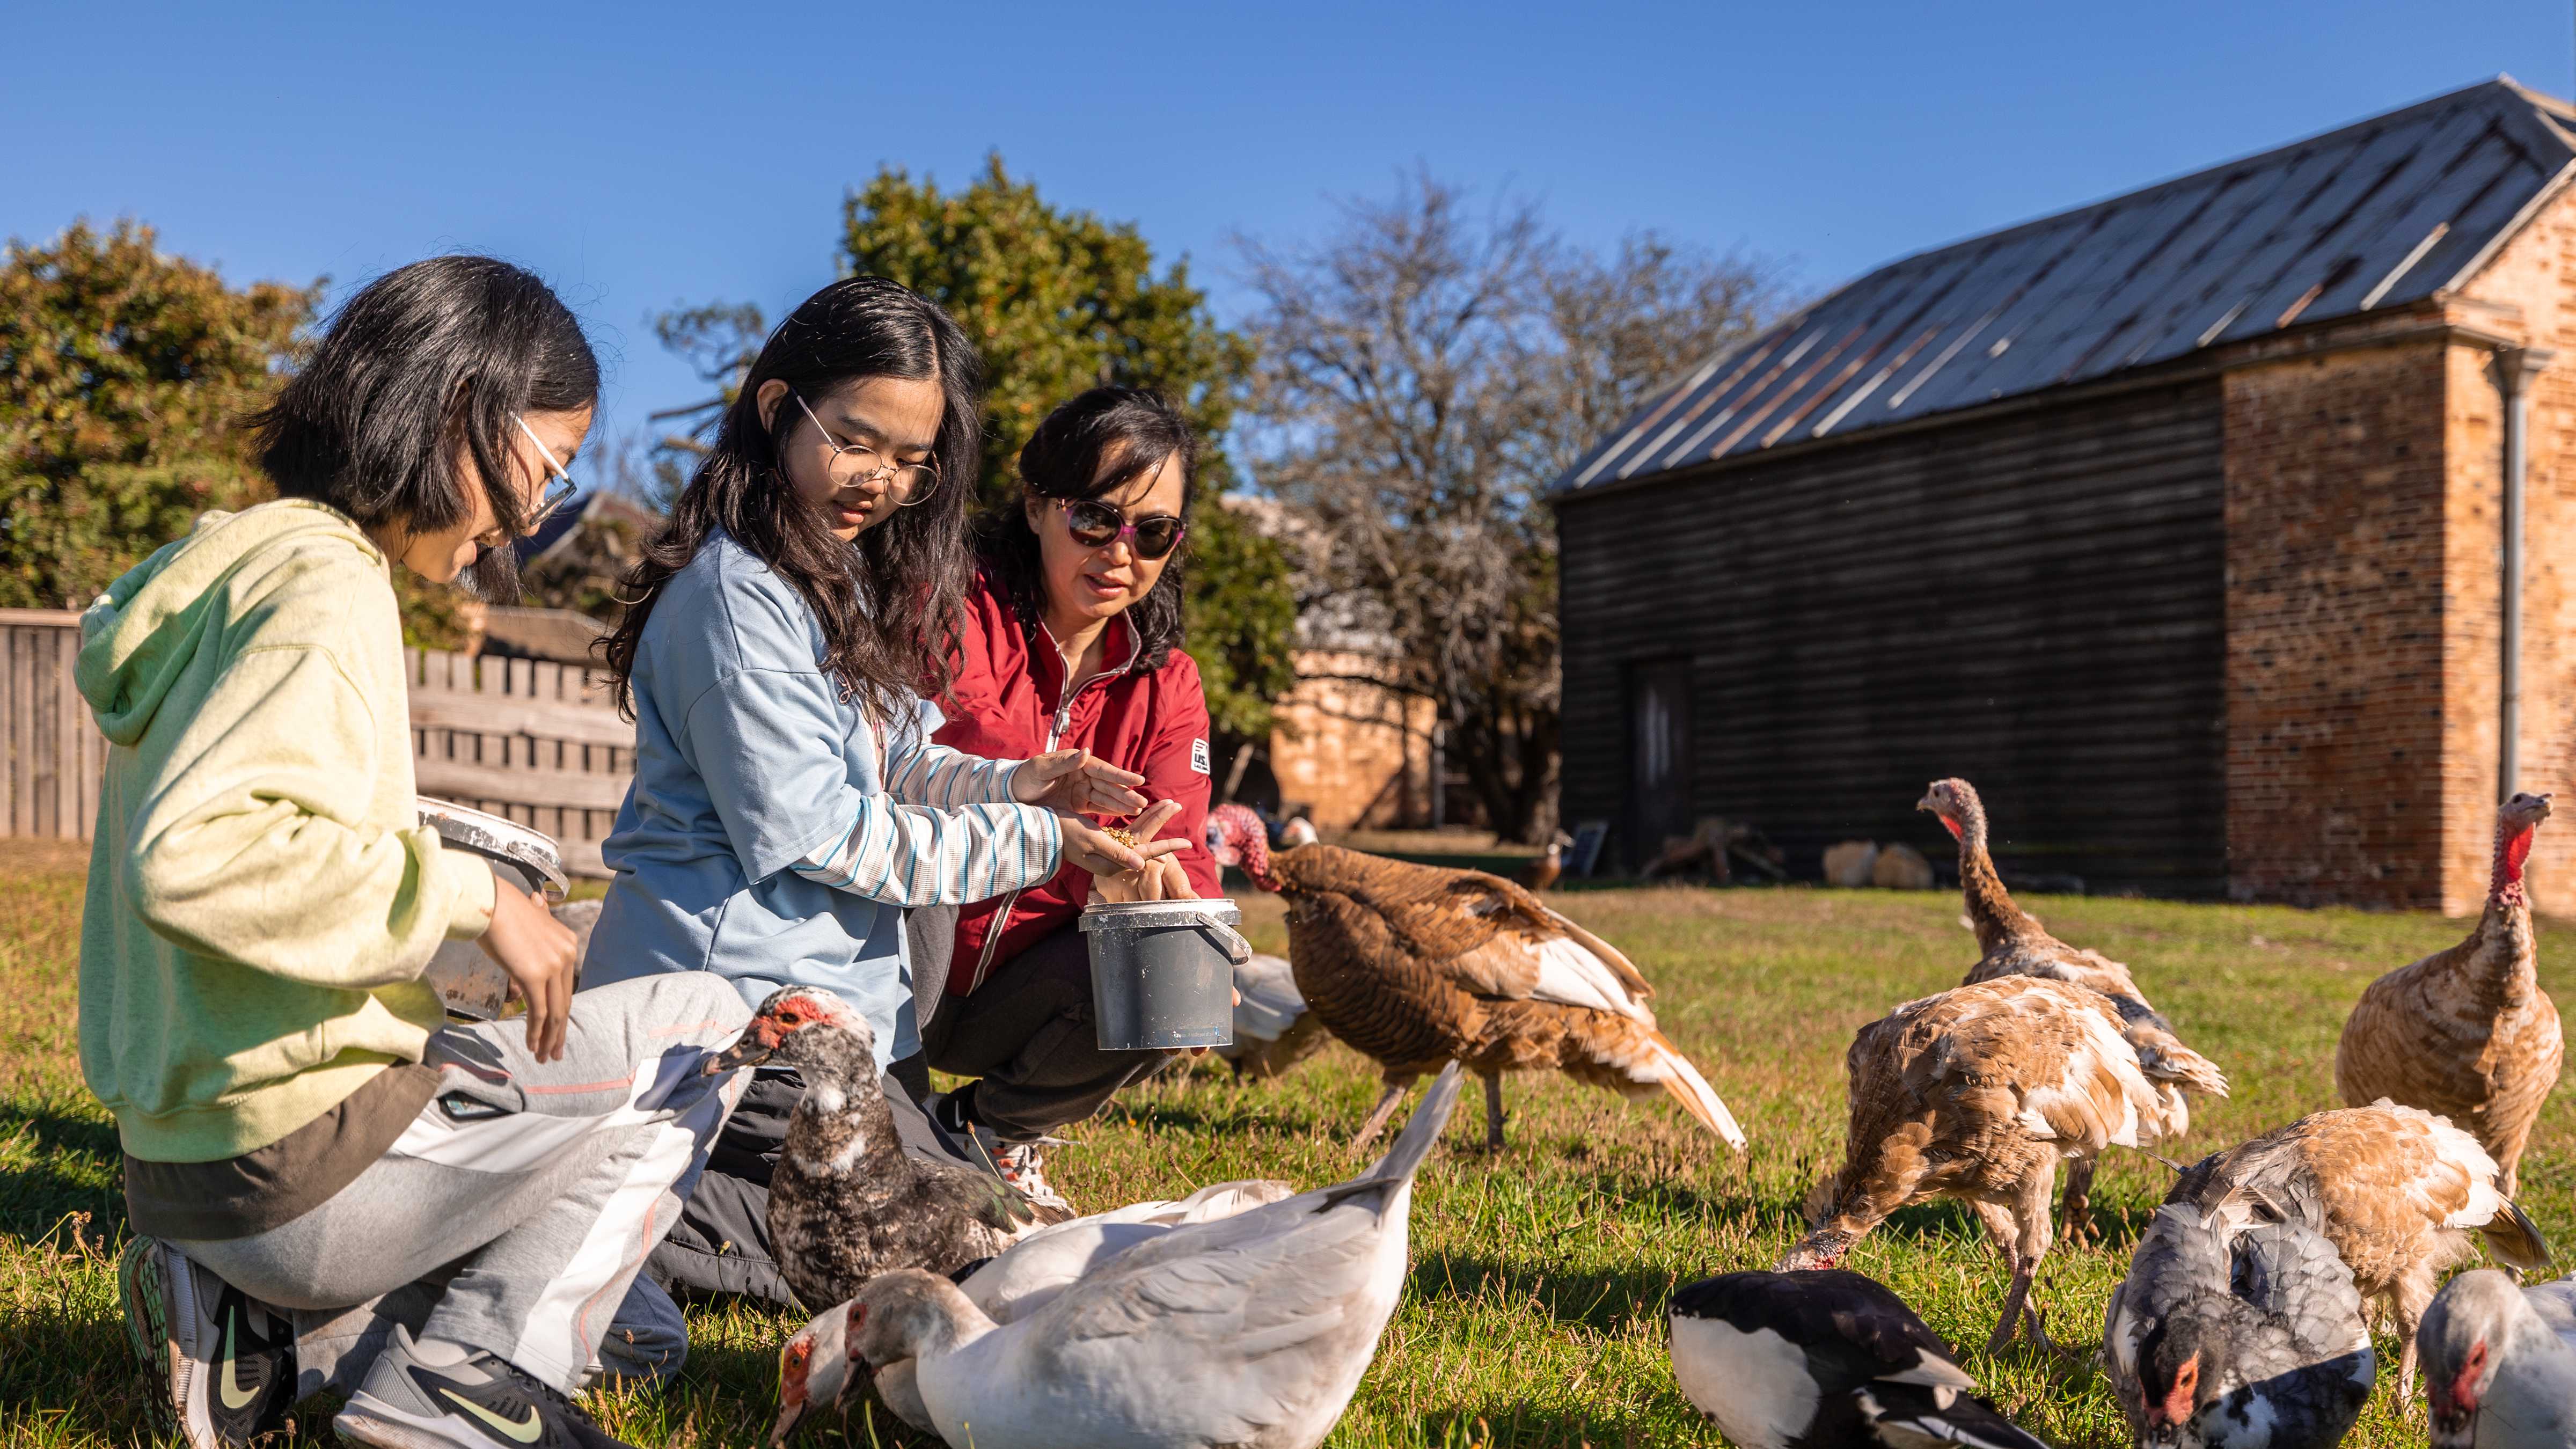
[1625, 659, 1693, 868]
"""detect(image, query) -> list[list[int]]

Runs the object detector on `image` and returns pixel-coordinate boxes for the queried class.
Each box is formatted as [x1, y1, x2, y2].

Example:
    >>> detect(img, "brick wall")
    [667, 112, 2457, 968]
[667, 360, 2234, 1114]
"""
[2222, 342, 2457, 908]
[2459, 185, 2576, 912]
[1267, 648, 1435, 829]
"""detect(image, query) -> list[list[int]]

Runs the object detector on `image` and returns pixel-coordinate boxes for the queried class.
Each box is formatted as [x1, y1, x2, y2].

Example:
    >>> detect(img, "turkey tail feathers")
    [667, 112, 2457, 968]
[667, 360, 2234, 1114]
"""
[2128, 1030, 2229, 1098]
[2484, 1196, 2554, 1271]
[1644, 1029, 1747, 1152]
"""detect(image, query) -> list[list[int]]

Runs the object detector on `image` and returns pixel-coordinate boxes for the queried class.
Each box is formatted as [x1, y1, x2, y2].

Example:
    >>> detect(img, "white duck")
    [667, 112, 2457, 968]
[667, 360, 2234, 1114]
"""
[769, 1179, 1294, 1443]
[838, 1064, 1466, 1449]
[2421, 1269, 2576, 1448]
[1214, 953, 1330, 1082]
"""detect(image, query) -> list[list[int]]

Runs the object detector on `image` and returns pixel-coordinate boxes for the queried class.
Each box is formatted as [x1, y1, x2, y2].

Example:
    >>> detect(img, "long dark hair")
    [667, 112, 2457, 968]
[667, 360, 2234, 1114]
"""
[975, 386, 1198, 669]
[254, 255, 599, 600]
[604, 276, 983, 721]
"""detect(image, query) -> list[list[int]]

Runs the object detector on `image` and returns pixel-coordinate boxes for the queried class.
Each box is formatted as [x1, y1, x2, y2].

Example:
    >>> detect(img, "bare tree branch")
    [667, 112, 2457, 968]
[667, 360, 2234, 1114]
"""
[1235, 169, 1786, 840]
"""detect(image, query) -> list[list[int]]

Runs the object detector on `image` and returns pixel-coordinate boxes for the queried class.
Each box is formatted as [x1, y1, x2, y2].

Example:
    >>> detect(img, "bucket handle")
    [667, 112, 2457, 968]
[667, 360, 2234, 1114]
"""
[1212, 921, 1254, 966]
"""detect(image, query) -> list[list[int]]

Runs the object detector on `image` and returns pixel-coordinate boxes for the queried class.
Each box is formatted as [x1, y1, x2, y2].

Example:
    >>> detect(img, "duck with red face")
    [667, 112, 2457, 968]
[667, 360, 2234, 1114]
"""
[2421, 1269, 2576, 1449]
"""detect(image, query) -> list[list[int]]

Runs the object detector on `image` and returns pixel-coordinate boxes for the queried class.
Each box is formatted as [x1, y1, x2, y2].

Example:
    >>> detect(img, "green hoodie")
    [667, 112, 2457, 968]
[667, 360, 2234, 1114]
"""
[77, 499, 497, 1162]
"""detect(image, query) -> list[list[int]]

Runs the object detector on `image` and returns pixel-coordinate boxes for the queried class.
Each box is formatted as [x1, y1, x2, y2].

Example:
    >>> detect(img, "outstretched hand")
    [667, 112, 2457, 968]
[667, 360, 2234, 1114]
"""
[1014, 749, 1149, 816]
[1060, 799, 1189, 878]
[1089, 799, 1201, 904]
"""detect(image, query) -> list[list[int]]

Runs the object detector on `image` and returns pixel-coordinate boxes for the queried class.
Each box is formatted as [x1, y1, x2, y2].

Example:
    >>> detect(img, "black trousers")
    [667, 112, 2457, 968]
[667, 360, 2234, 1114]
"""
[920, 921, 1178, 1143]
[643, 1065, 975, 1307]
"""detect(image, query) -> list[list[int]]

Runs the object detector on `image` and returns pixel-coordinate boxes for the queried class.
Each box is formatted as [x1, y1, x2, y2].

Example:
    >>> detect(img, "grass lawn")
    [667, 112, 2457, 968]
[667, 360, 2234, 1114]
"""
[2, 838, 2568, 1448]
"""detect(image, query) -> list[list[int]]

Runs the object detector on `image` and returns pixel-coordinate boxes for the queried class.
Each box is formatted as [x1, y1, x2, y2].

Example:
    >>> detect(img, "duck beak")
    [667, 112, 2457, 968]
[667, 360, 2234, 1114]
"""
[705, 1021, 780, 1075]
[835, 1358, 875, 1412]
[766, 1401, 807, 1446]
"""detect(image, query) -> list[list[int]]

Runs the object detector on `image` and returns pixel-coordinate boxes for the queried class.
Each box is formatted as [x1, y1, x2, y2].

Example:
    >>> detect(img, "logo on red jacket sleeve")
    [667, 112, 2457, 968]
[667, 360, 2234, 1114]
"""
[1190, 738, 1210, 775]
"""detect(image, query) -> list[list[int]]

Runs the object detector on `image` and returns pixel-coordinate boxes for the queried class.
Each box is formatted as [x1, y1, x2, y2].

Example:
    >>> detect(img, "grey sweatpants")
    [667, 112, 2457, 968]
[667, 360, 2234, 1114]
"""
[173, 972, 749, 1395]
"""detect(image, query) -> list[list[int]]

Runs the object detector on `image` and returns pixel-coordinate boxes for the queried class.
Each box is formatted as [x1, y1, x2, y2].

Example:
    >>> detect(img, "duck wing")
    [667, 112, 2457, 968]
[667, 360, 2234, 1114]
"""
[1670, 1270, 1972, 1399]
[1849, 1382, 2051, 1449]
[2223, 1219, 2375, 1435]
[998, 1191, 1403, 1447]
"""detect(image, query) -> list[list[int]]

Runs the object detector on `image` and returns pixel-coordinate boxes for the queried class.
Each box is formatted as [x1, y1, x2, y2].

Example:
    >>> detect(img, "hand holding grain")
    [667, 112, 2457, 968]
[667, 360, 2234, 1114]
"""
[1061, 800, 1187, 879]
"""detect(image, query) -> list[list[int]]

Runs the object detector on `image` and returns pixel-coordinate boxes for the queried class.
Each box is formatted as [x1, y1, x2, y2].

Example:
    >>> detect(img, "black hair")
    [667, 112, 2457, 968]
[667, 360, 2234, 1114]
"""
[254, 254, 599, 601]
[604, 275, 983, 721]
[975, 385, 1197, 670]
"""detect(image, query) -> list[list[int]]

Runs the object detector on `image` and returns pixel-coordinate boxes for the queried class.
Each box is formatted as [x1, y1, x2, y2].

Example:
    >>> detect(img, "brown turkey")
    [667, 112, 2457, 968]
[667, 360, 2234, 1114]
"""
[1918, 776, 2229, 1239]
[2335, 793, 2563, 1196]
[1781, 975, 2227, 1351]
[1206, 804, 1743, 1155]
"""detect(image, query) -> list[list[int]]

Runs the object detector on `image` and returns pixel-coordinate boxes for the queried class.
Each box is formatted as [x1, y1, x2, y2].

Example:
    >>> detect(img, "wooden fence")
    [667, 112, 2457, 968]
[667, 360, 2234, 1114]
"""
[2, 609, 634, 877]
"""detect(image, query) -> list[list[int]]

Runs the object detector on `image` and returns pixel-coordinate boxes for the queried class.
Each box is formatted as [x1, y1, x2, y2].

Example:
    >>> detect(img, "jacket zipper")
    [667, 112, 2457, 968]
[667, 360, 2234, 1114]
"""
[965, 641, 1138, 992]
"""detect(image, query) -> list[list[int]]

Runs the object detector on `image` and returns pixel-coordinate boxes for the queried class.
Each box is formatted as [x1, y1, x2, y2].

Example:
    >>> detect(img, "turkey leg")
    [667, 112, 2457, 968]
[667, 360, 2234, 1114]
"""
[1983, 1174, 2058, 1354]
[1480, 1071, 1508, 1153]
[1349, 1074, 1420, 1154]
[2058, 1157, 2097, 1245]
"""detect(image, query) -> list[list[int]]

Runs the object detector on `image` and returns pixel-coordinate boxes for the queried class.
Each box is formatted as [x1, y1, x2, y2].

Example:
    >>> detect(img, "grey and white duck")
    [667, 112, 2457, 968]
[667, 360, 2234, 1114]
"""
[1668, 1269, 2048, 1449]
[2421, 1268, 2576, 1449]
[768, 1179, 1296, 1443]
[833, 1065, 1466, 1449]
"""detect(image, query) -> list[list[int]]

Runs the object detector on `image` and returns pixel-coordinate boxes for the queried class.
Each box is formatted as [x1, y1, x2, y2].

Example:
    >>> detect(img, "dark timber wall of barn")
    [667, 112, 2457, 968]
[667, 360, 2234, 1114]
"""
[1556, 379, 2228, 895]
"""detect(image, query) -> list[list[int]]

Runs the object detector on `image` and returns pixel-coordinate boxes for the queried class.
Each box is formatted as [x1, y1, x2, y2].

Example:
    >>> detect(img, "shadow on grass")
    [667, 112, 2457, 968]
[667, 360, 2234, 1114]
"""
[1418, 1399, 1675, 1449]
[0, 1102, 122, 1245]
[1410, 1251, 1676, 1333]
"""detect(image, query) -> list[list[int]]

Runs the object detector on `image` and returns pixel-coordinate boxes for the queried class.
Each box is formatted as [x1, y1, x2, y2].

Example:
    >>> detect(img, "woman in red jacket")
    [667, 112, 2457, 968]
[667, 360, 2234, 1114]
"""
[916, 386, 1221, 1208]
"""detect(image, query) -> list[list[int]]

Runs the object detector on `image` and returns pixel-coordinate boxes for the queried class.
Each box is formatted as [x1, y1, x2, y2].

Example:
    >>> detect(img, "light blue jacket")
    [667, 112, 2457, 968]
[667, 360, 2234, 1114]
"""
[585, 529, 1061, 1067]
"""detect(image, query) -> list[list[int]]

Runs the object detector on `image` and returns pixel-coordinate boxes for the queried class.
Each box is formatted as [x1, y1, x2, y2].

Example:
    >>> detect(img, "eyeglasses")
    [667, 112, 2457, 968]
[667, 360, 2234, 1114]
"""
[512, 416, 580, 530]
[793, 393, 939, 507]
[1054, 498, 1187, 560]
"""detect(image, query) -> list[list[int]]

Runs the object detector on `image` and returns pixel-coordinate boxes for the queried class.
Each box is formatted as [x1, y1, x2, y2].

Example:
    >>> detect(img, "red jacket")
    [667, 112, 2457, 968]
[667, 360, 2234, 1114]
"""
[934, 567, 1221, 994]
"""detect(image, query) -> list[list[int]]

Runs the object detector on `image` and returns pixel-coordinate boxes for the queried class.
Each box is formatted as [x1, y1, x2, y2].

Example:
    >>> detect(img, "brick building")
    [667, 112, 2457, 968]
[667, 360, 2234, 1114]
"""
[1221, 497, 1437, 829]
[1553, 78, 2576, 911]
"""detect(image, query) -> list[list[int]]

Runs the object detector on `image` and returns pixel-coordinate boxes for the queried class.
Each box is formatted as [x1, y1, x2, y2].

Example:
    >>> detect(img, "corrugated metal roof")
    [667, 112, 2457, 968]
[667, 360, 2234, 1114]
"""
[1555, 77, 2576, 495]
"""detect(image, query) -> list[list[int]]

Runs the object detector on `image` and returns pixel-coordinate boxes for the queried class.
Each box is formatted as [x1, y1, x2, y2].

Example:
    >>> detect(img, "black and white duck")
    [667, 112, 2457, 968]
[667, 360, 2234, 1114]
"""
[1668, 1269, 2048, 1449]
[2103, 1200, 2373, 1449]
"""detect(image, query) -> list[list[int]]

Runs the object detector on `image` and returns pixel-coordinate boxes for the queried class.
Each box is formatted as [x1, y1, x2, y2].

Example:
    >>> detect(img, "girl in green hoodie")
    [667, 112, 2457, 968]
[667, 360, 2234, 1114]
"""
[82, 256, 748, 1449]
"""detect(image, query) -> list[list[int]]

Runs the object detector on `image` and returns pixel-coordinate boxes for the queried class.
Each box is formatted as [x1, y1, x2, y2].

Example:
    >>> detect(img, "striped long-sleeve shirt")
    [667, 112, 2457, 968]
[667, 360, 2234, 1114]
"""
[789, 725, 1064, 904]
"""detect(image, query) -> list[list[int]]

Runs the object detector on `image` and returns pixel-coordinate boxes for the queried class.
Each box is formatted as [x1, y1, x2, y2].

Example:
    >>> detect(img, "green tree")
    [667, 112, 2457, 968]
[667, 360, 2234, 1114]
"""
[0, 219, 479, 648]
[0, 219, 316, 610]
[839, 155, 1295, 745]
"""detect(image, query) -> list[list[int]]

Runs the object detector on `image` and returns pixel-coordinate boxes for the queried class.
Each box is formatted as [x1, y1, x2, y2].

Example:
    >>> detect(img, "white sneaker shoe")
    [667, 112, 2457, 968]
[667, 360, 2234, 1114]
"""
[336, 1325, 636, 1449]
[987, 1138, 1073, 1213]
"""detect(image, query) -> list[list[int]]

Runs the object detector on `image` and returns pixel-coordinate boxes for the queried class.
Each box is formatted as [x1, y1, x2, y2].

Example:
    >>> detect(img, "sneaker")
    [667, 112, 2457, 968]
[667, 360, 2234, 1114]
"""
[116, 1235, 296, 1448]
[986, 1138, 1073, 1213]
[335, 1326, 632, 1449]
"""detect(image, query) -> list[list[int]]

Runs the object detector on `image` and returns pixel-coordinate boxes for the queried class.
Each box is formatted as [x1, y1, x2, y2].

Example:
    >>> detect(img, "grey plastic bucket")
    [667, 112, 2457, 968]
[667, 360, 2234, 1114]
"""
[416, 797, 569, 1019]
[1079, 898, 1249, 1050]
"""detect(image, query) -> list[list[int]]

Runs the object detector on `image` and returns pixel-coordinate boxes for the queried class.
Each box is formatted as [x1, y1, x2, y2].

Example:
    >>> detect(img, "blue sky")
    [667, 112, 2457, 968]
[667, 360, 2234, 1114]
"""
[10, 1, 2574, 472]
